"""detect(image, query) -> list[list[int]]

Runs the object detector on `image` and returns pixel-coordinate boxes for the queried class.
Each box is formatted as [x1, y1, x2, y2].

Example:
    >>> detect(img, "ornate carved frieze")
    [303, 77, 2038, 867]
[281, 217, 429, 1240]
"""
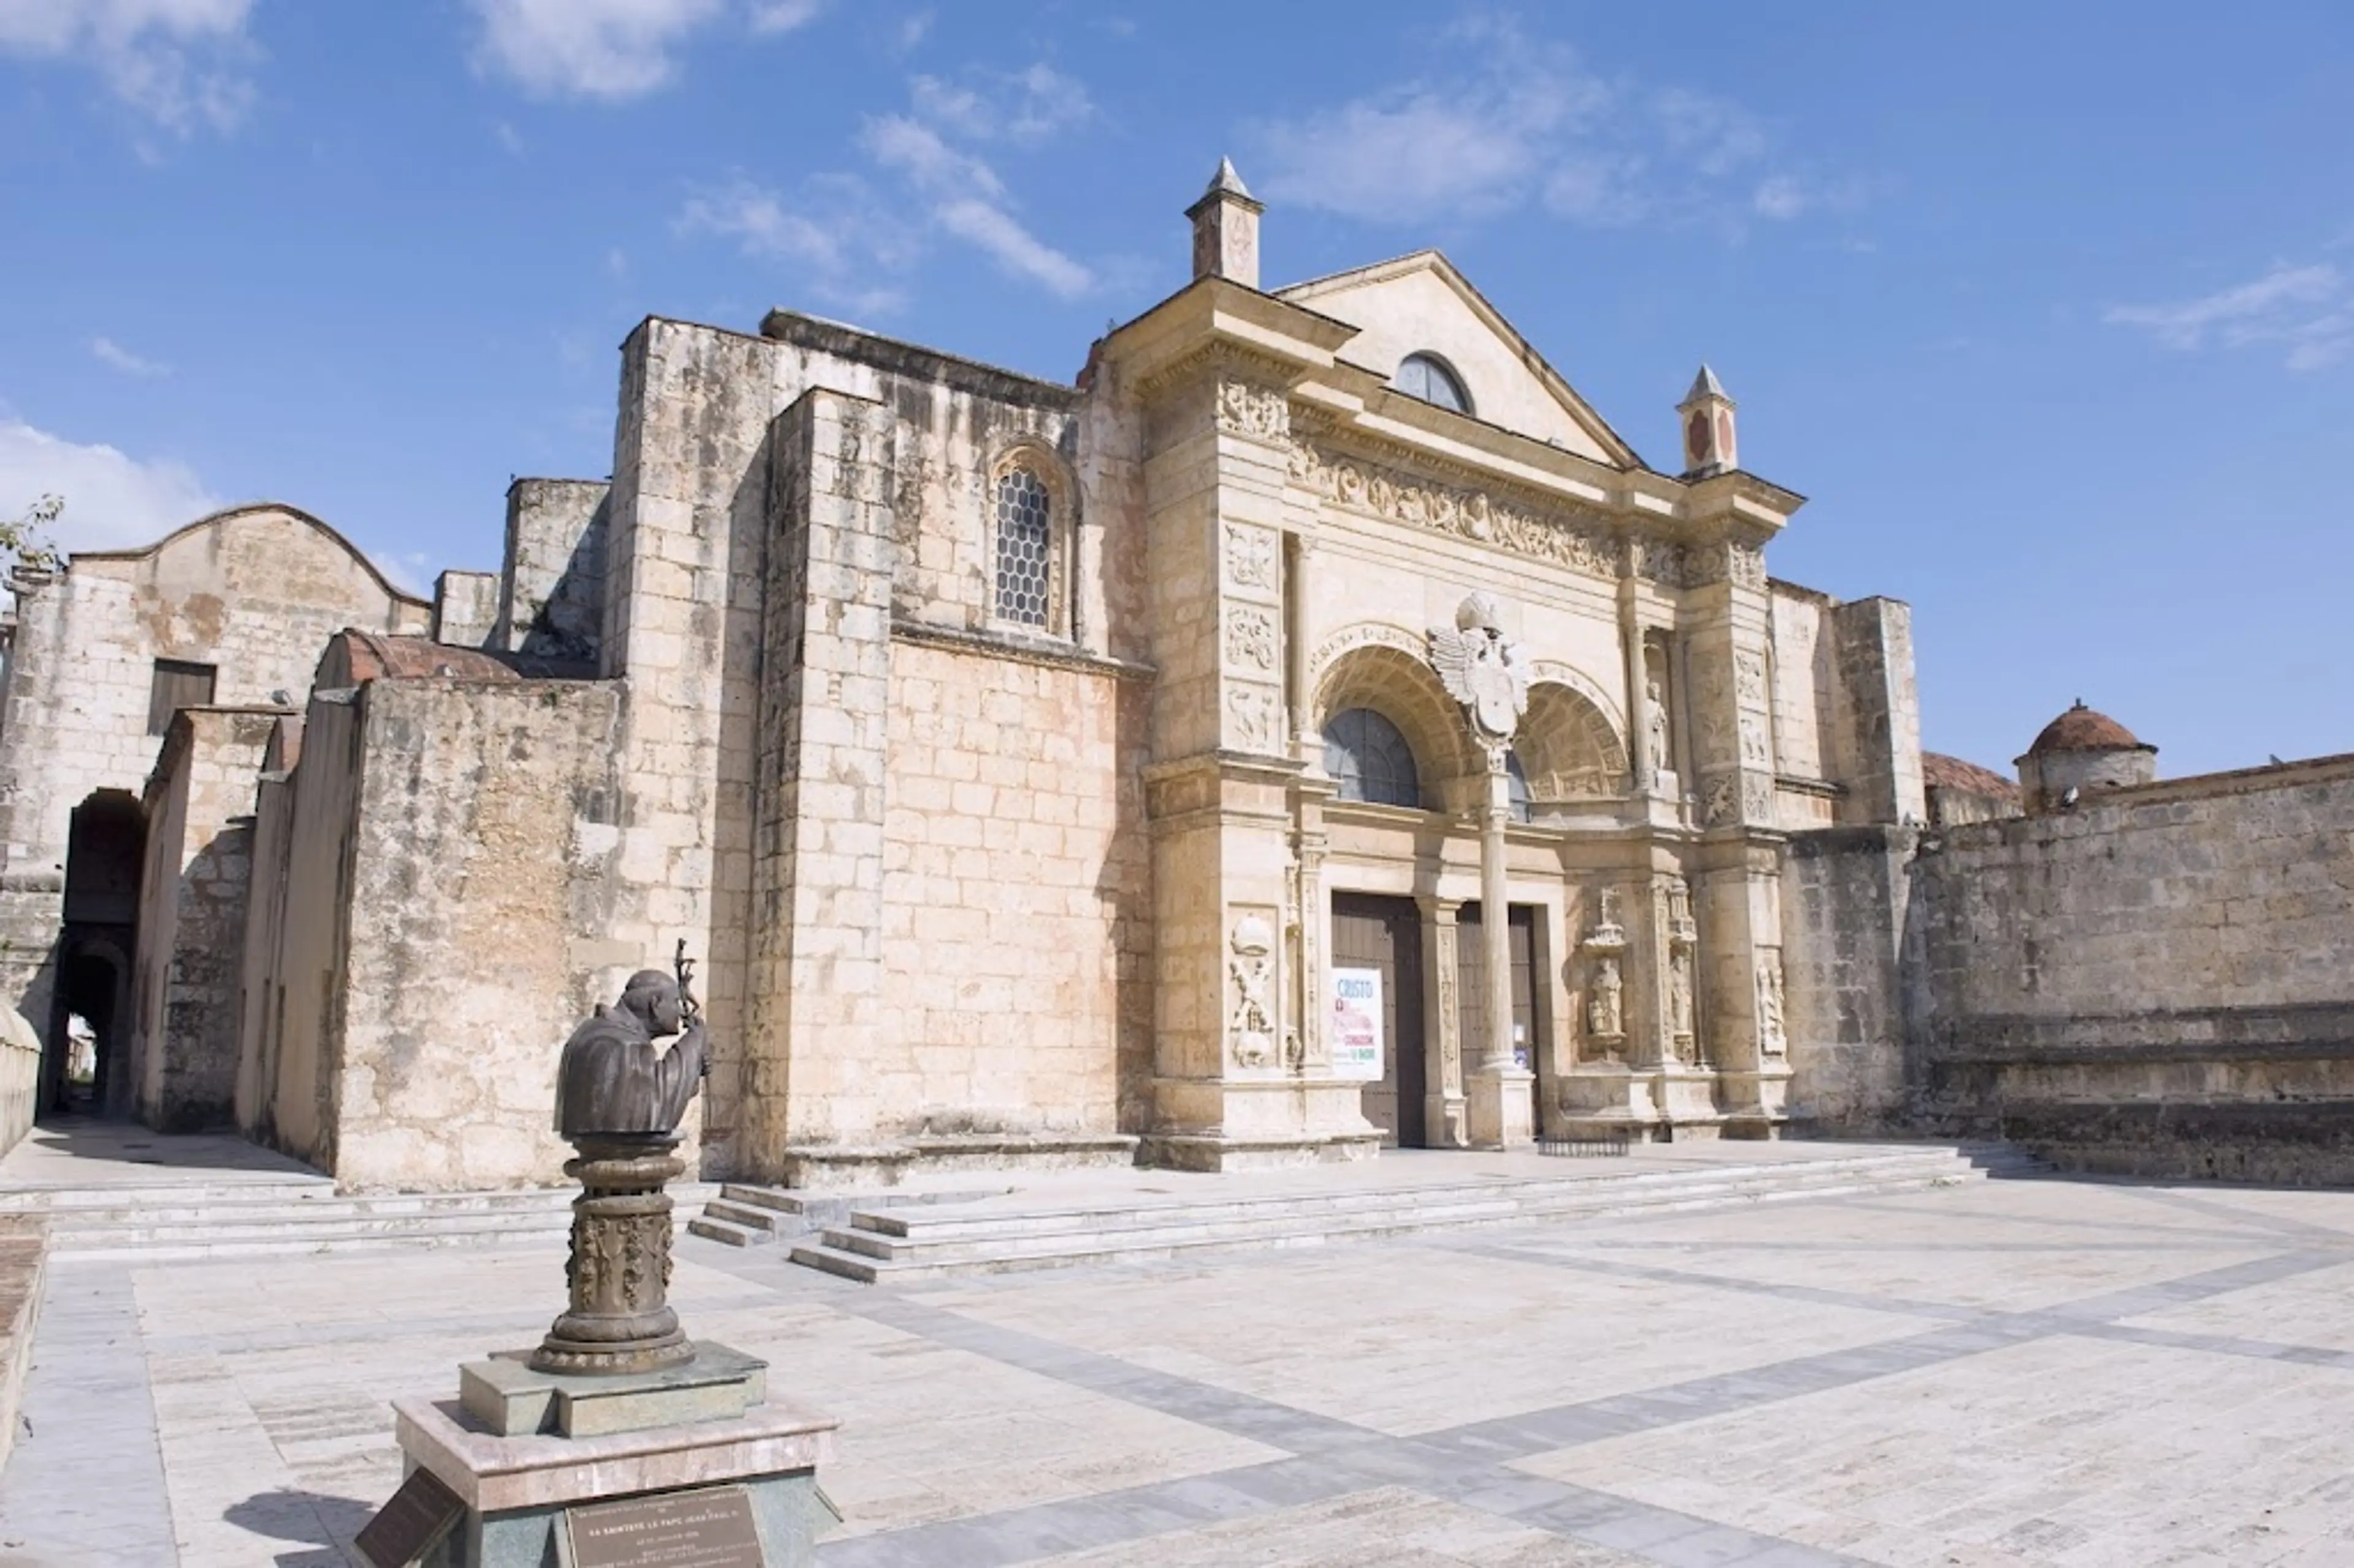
[1286, 436, 1620, 580]
[1216, 380, 1290, 441]
[1684, 541, 1766, 591]
[1634, 540, 1686, 588]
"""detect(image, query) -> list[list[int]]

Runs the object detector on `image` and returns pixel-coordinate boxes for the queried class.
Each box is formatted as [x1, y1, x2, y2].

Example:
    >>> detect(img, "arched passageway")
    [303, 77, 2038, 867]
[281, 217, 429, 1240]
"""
[50, 791, 143, 1119]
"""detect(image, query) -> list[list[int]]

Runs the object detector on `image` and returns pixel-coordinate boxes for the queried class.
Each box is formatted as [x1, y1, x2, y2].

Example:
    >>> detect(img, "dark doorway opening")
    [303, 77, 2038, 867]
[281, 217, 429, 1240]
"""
[50, 790, 144, 1119]
[1332, 892, 1427, 1147]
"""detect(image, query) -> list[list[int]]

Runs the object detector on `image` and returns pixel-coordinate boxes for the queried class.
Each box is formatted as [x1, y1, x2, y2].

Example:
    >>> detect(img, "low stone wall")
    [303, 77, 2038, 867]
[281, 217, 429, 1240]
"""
[0, 1214, 47, 1473]
[1785, 755, 2354, 1182]
[0, 1006, 38, 1160]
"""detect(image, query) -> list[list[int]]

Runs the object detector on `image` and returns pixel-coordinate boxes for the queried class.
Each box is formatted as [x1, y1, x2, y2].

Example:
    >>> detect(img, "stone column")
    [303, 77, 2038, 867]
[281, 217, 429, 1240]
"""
[1417, 894, 1467, 1147]
[1465, 758, 1535, 1149]
[1284, 531, 1316, 756]
[1622, 606, 1656, 796]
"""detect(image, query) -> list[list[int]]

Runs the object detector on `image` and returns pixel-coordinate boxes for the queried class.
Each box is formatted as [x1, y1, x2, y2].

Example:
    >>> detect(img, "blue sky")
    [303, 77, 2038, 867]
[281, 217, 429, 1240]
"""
[2, 2, 2349, 778]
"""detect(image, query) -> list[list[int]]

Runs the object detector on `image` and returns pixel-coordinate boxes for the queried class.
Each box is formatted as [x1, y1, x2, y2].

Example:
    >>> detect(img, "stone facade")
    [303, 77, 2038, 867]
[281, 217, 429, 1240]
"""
[12, 162, 2336, 1193]
[0, 505, 429, 1133]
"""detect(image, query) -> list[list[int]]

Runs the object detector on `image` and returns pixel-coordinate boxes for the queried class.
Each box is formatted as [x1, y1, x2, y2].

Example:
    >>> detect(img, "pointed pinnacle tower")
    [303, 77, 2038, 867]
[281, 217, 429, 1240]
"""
[1187, 156, 1264, 289]
[1677, 363, 1737, 478]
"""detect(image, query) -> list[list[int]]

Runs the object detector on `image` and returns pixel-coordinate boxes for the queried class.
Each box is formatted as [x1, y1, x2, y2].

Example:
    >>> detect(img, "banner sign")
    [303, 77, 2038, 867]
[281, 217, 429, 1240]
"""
[1330, 967, 1385, 1081]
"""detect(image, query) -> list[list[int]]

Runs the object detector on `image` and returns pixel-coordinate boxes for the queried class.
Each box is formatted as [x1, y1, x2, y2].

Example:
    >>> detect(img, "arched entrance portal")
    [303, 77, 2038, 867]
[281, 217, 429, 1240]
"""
[50, 791, 144, 1119]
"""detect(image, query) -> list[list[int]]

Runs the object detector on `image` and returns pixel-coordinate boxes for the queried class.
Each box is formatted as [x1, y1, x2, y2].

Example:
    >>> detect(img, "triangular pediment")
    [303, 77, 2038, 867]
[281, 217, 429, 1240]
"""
[1276, 251, 1640, 469]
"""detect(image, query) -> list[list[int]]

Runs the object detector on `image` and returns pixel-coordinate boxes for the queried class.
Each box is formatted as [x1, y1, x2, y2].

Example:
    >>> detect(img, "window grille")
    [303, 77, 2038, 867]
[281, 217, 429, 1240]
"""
[1322, 707, 1422, 808]
[993, 467, 1052, 628]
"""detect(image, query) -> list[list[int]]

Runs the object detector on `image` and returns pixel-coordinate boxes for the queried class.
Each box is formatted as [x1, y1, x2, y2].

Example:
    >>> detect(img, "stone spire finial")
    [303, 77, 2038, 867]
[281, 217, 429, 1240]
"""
[1677, 363, 1737, 478]
[1187, 156, 1265, 289]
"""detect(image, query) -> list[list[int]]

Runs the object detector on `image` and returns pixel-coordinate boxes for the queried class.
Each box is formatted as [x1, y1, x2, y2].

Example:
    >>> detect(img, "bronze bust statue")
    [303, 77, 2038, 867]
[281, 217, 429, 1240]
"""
[552, 966, 707, 1140]
[533, 948, 710, 1376]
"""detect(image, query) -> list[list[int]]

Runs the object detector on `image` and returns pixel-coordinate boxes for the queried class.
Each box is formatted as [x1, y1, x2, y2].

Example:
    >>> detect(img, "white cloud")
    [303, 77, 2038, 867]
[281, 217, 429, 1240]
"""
[684, 64, 1097, 307]
[861, 113, 1002, 198]
[1254, 19, 1832, 232]
[469, 0, 725, 100]
[936, 198, 1092, 299]
[676, 175, 913, 316]
[89, 336, 169, 378]
[0, 416, 219, 554]
[0, 0, 257, 135]
[748, 0, 823, 34]
[468, 0, 826, 99]
[2104, 264, 2352, 369]
[910, 62, 1091, 145]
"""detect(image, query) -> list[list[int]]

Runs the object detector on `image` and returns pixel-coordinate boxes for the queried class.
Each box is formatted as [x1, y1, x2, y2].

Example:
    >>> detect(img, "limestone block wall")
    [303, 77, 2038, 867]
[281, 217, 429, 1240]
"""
[497, 479, 609, 662]
[600, 311, 1108, 1176]
[259, 677, 631, 1190]
[880, 637, 1151, 1138]
[129, 709, 276, 1132]
[433, 571, 500, 649]
[1778, 825, 1921, 1129]
[1786, 756, 2354, 1179]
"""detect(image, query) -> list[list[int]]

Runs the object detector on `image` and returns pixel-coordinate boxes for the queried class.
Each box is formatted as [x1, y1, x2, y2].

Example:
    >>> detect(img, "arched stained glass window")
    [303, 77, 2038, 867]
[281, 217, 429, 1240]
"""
[1323, 707, 1421, 808]
[1393, 352, 1472, 416]
[993, 466, 1052, 628]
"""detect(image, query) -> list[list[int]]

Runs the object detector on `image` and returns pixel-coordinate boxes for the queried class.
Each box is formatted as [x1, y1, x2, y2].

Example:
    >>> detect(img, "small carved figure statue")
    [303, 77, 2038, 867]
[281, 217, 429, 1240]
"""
[1669, 948, 1695, 1041]
[1756, 953, 1788, 1056]
[1646, 677, 1671, 776]
[553, 959, 709, 1140]
[1228, 915, 1277, 1068]
[1586, 956, 1624, 1041]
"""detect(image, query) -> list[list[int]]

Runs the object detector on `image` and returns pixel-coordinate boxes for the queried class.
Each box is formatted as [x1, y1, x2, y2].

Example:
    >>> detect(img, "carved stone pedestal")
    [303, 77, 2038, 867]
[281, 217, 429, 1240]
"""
[1466, 1066, 1536, 1151]
[532, 1133, 692, 1377]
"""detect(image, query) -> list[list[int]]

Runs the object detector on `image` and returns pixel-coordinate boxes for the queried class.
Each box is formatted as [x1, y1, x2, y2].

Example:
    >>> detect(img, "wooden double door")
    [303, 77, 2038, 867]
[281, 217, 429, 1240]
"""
[1331, 893, 1428, 1147]
[1332, 894, 1545, 1149]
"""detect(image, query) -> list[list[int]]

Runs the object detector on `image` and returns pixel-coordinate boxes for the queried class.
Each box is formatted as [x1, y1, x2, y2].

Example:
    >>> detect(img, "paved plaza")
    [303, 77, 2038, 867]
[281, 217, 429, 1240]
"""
[8, 1164, 2354, 1565]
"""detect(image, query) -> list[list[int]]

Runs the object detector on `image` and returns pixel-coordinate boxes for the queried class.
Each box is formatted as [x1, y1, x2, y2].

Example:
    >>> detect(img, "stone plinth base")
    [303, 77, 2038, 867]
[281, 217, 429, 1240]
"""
[1558, 1063, 1728, 1143]
[1466, 1067, 1536, 1150]
[461, 1342, 766, 1438]
[392, 1381, 838, 1568]
[777, 1132, 1140, 1190]
[1136, 1129, 1385, 1172]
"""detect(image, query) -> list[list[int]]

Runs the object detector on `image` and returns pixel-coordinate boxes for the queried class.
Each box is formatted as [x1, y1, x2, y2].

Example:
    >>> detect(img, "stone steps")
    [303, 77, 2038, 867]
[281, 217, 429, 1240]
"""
[1, 1178, 720, 1261]
[687, 1184, 1009, 1249]
[787, 1146, 2024, 1284]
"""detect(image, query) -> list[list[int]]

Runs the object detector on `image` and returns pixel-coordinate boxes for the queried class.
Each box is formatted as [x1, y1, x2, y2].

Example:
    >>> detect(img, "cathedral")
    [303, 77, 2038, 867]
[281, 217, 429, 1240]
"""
[0, 161, 1936, 1190]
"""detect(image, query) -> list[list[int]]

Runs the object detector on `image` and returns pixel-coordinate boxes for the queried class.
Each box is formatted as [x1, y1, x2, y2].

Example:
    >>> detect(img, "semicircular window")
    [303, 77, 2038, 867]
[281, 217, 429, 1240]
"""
[1392, 352, 1472, 416]
[1507, 749, 1533, 823]
[1323, 707, 1422, 808]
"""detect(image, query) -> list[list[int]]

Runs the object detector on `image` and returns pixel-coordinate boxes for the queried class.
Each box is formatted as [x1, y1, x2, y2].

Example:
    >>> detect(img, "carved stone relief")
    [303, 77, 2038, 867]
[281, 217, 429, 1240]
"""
[1224, 523, 1276, 591]
[1226, 683, 1280, 752]
[1669, 948, 1696, 1054]
[1729, 543, 1766, 590]
[1743, 774, 1776, 822]
[1635, 541, 1686, 587]
[1756, 950, 1788, 1058]
[1217, 380, 1291, 440]
[1702, 775, 1739, 828]
[1733, 650, 1767, 706]
[1228, 913, 1278, 1069]
[1739, 714, 1771, 767]
[1226, 606, 1276, 671]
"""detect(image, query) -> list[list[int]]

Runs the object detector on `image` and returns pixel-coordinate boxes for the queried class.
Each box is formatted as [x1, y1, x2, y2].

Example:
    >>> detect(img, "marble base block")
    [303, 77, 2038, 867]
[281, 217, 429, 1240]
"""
[394, 1386, 839, 1568]
[460, 1341, 767, 1438]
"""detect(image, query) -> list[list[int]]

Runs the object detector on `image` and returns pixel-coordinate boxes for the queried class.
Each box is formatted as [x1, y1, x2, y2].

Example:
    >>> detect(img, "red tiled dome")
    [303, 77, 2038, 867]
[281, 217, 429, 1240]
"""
[2028, 701, 2147, 755]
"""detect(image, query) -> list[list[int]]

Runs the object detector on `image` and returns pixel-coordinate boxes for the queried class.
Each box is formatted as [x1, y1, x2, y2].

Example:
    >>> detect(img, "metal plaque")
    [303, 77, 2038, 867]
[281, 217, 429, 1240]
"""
[355, 1467, 465, 1568]
[564, 1485, 768, 1568]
